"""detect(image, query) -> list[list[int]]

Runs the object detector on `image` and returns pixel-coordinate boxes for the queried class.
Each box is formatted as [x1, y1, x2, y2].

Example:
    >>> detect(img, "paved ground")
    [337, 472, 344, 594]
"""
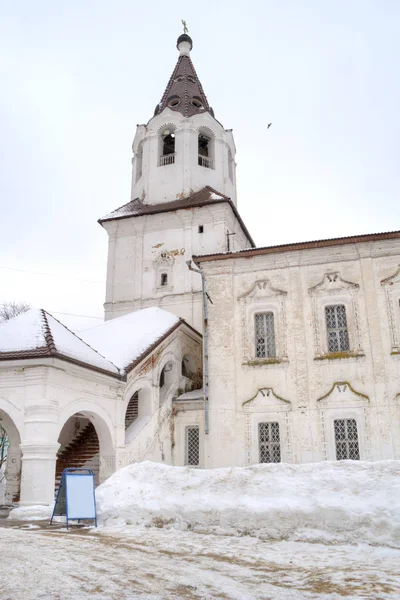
[1, 519, 400, 599]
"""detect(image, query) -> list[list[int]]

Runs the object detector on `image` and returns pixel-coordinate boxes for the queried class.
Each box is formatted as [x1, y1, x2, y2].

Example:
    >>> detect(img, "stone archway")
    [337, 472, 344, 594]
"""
[56, 405, 115, 489]
[0, 409, 22, 506]
[124, 387, 152, 444]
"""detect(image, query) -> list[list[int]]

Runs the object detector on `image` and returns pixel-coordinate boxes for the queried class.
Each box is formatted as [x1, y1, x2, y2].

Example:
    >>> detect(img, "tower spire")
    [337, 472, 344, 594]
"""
[154, 31, 213, 119]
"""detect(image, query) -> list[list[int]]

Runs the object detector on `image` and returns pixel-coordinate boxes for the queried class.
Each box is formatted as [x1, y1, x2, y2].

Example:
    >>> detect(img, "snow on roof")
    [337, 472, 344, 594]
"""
[0, 309, 119, 375]
[80, 307, 181, 373]
[0, 309, 47, 352]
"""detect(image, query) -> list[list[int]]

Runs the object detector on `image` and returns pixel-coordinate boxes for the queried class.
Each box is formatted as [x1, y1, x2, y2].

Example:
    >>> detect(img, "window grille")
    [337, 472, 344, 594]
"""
[325, 305, 350, 353]
[125, 392, 139, 429]
[185, 426, 200, 466]
[255, 312, 276, 358]
[334, 419, 360, 460]
[258, 422, 281, 463]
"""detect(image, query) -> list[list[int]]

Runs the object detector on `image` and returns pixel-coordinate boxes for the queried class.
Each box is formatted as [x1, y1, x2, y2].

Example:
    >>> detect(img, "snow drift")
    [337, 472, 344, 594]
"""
[96, 460, 400, 547]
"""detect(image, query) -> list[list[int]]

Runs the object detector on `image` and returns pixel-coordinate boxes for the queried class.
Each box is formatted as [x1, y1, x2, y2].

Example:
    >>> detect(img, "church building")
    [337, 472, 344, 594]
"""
[1, 32, 400, 507]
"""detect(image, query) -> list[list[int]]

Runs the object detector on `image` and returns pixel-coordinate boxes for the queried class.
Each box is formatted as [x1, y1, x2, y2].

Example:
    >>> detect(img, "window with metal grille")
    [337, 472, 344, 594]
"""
[185, 426, 200, 466]
[334, 419, 360, 460]
[258, 422, 281, 463]
[325, 305, 350, 353]
[255, 312, 276, 358]
[125, 392, 139, 429]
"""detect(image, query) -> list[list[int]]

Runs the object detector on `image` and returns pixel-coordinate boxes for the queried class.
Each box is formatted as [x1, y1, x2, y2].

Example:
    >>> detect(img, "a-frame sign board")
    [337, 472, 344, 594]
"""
[51, 468, 97, 529]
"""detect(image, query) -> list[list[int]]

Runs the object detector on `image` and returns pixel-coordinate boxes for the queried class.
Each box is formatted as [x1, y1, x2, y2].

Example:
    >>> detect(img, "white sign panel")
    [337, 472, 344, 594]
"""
[66, 474, 96, 519]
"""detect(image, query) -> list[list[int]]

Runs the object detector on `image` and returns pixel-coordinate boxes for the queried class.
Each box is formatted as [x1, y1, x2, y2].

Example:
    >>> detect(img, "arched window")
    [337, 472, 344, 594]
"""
[135, 142, 143, 182]
[228, 148, 234, 182]
[159, 127, 176, 166]
[125, 392, 139, 429]
[325, 305, 350, 353]
[255, 312, 276, 358]
[197, 128, 214, 169]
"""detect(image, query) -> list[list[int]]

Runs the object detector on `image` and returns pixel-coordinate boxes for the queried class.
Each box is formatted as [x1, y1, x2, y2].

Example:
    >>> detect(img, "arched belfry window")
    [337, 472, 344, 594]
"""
[159, 127, 176, 166]
[135, 142, 143, 182]
[198, 128, 214, 169]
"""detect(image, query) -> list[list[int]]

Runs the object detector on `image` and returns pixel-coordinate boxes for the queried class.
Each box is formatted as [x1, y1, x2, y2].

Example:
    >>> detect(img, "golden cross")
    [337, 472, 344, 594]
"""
[181, 19, 188, 34]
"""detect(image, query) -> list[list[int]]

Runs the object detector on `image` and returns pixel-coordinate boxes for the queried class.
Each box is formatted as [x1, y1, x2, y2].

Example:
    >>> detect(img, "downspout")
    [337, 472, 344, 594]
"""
[186, 260, 209, 434]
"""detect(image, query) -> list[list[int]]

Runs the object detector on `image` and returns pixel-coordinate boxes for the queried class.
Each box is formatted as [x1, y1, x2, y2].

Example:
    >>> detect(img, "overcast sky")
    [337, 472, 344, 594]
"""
[1, 1, 399, 331]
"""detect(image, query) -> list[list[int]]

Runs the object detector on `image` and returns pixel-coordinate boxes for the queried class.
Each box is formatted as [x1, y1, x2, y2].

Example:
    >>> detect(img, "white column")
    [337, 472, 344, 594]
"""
[19, 442, 60, 505]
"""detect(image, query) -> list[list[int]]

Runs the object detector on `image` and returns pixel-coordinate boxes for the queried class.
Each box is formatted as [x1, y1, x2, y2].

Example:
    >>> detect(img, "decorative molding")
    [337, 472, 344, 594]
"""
[242, 387, 291, 409]
[308, 271, 362, 356]
[308, 272, 360, 297]
[381, 265, 400, 352]
[316, 381, 369, 404]
[238, 279, 288, 362]
[153, 250, 175, 268]
[238, 279, 287, 301]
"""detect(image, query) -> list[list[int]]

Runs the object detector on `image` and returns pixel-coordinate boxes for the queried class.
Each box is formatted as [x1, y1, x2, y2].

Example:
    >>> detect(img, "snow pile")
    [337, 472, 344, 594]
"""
[9, 504, 53, 521]
[81, 307, 180, 372]
[96, 460, 400, 547]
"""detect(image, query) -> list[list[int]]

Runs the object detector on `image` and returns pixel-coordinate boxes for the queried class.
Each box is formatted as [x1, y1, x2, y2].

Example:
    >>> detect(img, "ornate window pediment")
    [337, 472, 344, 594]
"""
[238, 279, 287, 302]
[308, 271, 363, 358]
[242, 387, 293, 465]
[316, 381, 370, 461]
[381, 265, 400, 354]
[242, 387, 291, 412]
[308, 272, 359, 296]
[317, 381, 369, 408]
[238, 279, 288, 365]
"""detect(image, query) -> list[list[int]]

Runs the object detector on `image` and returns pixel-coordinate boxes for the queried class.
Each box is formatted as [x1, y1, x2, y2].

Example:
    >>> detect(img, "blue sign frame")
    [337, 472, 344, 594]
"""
[51, 468, 97, 529]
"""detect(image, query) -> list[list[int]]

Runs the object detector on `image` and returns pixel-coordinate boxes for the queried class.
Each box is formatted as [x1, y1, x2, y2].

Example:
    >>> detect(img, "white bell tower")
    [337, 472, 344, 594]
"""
[131, 33, 237, 205]
[100, 32, 254, 330]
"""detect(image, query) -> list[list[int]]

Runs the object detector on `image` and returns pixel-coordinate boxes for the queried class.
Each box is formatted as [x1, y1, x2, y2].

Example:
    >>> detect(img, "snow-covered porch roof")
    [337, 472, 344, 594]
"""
[0, 307, 201, 378]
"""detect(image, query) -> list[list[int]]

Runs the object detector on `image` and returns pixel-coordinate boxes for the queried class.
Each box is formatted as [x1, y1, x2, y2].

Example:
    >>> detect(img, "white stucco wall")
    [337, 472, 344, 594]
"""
[199, 238, 400, 467]
[103, 203, 252, 330]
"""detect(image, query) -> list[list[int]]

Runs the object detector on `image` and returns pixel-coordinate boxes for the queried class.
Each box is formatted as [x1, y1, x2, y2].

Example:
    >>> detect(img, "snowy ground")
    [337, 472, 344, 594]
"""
[1, 519, 400, 599]
[4, 461, 400, 598]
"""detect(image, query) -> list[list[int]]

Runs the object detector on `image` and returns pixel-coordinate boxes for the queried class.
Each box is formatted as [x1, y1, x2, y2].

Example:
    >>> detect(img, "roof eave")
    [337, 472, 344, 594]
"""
[193, 230, 400, 263]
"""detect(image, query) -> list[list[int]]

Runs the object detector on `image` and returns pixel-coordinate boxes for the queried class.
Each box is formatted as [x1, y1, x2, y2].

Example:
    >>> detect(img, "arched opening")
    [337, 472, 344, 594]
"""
[159, 361, 174, 404]
[135, 141, 143, 182]
[228, 148, 234, 182]
[124, 387, 152, 443]
[159, 126, 176, 166]
[181, 354, 196, 378]
[55, 409, 114, 490]
[198, 128, 214, 169]
[0, 409, 22, 506]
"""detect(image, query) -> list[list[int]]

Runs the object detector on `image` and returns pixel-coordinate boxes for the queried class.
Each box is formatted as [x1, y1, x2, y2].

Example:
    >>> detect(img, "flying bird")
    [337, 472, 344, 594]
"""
[267, 123, 272, 129]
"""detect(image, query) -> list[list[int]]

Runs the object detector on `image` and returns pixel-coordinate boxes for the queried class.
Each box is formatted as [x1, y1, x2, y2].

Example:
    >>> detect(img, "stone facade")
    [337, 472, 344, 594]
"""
[194, 238, 400, 466]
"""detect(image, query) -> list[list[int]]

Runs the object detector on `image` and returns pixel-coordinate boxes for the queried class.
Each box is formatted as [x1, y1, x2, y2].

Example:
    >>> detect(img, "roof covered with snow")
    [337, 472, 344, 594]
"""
[0, 309, 119, 375]
[80, 307, 186, 374]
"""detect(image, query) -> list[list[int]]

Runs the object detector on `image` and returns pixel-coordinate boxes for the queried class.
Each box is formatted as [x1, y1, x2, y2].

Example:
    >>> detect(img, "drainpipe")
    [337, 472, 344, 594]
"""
[186, 260, 209, 434]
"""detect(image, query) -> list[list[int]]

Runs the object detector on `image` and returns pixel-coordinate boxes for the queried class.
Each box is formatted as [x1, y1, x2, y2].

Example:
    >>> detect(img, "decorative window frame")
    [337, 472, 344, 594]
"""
[316, 382, 370, 461]
[381, 265, 400, 355]
[184, 425, 200, 466]
[308, 272, 363, 359]
[238, 279, 288, 366]
[153, 251, 175, 293]
[242, 387, 292, 465]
